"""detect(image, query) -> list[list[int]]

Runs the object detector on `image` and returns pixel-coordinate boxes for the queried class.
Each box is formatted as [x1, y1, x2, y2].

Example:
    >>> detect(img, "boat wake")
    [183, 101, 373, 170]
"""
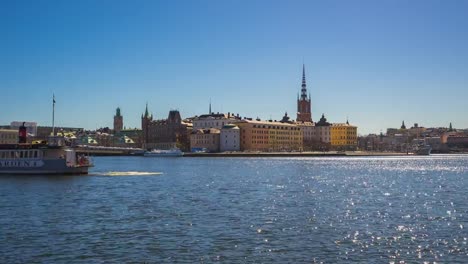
[93, 171, 163, 176]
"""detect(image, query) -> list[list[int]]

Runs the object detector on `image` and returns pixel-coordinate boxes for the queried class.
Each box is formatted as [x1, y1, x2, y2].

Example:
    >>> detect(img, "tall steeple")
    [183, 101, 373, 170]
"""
[209, 99, 212, 114]
[301, 64, 307, 100]
[144, 102, 149, 118]
[296, 64, 312, 122]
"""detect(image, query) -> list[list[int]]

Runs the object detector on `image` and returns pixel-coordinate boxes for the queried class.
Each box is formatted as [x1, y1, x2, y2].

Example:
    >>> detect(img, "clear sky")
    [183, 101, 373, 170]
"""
[1, 0, 467, 134]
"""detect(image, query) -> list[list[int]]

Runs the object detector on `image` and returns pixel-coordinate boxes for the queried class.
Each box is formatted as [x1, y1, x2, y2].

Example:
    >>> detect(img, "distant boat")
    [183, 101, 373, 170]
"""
[144, 148, 184, 157]
[415, 144, 432, 156]
[129, 149, 145, 156]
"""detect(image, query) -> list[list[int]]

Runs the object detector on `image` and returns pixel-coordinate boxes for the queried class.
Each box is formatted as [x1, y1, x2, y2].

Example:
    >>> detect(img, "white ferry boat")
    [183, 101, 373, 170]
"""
[0, 129, 92, 175]
[144, 148, 184, 157]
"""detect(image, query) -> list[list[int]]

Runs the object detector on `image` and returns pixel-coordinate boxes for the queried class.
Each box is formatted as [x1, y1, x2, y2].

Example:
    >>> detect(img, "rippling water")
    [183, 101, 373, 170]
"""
[1, 155, 468, 263]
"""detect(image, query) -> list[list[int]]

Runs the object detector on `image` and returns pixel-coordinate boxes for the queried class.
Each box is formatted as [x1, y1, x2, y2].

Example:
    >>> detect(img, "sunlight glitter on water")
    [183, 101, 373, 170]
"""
[1, 155, 468, 263]
[93, 171, 163, 176]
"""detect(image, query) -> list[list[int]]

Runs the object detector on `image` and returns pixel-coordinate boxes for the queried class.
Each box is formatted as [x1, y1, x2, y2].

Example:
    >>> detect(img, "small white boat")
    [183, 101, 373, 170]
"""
[415, 144, 432, 155]
[144, 148, 184, 157]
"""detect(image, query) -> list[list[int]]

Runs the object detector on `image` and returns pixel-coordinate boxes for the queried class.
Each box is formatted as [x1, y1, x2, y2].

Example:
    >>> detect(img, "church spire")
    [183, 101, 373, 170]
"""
[209, 99, 212, 114]
[301, 64, 307, 100]
[296, 64, 312, 123]
[144, 102, 149, 118]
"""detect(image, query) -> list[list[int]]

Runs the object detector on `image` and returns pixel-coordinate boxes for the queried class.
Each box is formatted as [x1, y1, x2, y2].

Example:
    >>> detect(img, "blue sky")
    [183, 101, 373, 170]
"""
[1, 0, 467, 134]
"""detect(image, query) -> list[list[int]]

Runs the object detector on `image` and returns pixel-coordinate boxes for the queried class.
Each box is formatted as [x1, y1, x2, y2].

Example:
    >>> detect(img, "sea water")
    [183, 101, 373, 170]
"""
[1, 155, 467, 263]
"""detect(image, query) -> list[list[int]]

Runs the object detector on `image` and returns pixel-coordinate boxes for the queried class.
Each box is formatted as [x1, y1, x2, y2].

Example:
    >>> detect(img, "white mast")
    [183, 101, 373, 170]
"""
[52, 94, 56, 136]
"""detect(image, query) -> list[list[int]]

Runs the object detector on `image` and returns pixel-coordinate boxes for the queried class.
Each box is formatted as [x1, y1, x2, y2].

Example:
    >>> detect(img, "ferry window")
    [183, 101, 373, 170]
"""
[34, 151, 38, 158]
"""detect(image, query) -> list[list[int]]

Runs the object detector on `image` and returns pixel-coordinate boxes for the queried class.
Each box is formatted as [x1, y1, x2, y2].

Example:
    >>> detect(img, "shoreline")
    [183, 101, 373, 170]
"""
[184, 151, 414, 157]
[76, 148, 468, 157]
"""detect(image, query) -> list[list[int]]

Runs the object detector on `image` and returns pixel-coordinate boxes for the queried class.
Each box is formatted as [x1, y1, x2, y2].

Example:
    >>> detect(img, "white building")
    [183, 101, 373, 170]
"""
[307, 114, 332, 143]
[296, 122, 315, 141]
[295, 114, 333, 150]
[220, 124, 240, 152]
[192, 113, 240, 130]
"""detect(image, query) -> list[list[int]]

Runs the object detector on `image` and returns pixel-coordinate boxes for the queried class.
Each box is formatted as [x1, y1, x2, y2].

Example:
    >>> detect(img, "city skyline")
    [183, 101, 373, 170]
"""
[2, 1, 468, 134]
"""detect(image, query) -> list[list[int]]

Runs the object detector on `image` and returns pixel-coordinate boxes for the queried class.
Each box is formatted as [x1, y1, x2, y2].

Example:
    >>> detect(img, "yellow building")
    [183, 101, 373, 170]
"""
[237, 120, 302, 151]
[330, 122, 358, 150]
[0, 129, 18, 144]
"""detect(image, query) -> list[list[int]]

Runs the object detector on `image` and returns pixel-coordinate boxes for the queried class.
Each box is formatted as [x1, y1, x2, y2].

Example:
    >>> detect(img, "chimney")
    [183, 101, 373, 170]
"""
[18, 122, 27, 143]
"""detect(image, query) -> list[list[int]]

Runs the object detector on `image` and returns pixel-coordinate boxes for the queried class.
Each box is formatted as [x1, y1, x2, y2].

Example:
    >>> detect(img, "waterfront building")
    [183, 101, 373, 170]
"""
[382, 133, 410, 152]
[313, 114, 332, 143]
[113, 107, 123, 133]
[422, 137, 446, 152]
[303, 114, 332, 150]
[0, 129, 18, 144]
[141, 104, 192, 151]
[220, 124, 240, 152]
[237, 120, 302, 152]
[190, 128, 220, 152]
[330, 120, 358, 150]
[446, 135, 468, 149]
[192, 112, 241, 130]
[295, 121, 317, 150]
[296, 65, 312, 123]
[358, 133, 385, 151]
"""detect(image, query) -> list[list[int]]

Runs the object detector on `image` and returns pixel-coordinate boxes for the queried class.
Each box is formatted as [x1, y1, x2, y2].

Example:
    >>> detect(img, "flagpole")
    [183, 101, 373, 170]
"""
[52, 94, 55, 136]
